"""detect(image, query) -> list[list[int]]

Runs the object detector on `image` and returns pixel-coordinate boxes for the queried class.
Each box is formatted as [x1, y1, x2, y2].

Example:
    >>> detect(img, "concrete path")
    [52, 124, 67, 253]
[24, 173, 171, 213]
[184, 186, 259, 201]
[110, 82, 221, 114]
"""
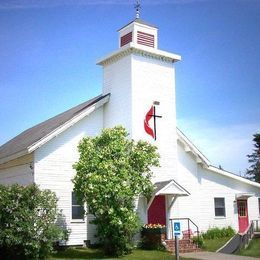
[181, 251, 260, 260]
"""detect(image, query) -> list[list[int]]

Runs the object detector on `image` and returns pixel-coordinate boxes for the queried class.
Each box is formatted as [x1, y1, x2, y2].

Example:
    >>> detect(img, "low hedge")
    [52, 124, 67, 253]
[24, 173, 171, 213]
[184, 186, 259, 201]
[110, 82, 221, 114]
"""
[202, 226, 235, 240]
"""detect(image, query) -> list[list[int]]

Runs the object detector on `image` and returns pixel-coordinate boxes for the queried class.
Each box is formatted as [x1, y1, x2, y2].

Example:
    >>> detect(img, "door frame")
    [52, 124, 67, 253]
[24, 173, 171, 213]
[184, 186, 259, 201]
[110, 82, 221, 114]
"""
[237, 199, 249, 233]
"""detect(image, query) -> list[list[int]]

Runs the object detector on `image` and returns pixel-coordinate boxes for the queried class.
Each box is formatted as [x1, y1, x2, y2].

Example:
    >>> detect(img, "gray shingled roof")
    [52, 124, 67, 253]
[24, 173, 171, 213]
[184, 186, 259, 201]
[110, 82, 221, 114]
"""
[118, 18, 158, 31]
[0, 94, 110, 161]
[153, 180, 172, 194]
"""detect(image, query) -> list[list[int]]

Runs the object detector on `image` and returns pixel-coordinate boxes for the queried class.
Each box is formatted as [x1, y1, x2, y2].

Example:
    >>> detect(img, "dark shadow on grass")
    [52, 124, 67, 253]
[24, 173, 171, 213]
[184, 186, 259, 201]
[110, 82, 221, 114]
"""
[52, 247, 195, 259]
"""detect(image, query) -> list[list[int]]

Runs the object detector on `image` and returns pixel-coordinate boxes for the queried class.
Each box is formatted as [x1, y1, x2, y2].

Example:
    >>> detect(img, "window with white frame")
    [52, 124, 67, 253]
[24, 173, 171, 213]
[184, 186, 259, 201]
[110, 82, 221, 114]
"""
[71, 192, 84, 220]
[258, 198, 260, 215]
[214, 197, 226, 217]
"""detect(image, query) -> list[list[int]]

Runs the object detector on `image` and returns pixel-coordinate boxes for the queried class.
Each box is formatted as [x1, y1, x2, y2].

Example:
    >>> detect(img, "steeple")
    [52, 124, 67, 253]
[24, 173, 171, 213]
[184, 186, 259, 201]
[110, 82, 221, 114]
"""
[134, 0, 141, 19]
[98, 11, 181, 184]
[117, 1, 158, 50]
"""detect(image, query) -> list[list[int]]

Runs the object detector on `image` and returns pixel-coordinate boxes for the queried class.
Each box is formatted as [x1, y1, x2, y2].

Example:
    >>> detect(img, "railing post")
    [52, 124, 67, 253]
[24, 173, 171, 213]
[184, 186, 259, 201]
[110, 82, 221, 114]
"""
[197, 228, 199, 248]
[171, 219, 174, 240]
[188, 219, 190, 239]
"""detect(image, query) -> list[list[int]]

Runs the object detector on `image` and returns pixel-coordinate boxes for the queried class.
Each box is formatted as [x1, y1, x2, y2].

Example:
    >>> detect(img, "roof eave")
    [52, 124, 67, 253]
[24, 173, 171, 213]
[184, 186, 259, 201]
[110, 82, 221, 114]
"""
[97, 43, 181, 66]
[177, 128, 210, 167]
[0, 149, 29, 165]
[177, 128, 260, 188]
[208, 166, 260, 188]
[155, 179, 190, 196]
[28, 94, 110, 153]
[117, 18, 158, 32]
[0, 94, 110, 165]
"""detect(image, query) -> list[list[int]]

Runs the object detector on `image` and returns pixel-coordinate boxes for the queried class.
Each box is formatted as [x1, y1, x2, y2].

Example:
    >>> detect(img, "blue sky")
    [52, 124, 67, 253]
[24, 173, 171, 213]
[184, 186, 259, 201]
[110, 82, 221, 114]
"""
[0, 0, 259, 175]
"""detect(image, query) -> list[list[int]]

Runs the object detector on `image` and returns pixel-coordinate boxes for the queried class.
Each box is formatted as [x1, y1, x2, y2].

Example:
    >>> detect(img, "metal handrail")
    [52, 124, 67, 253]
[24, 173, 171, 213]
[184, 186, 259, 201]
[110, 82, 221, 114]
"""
[169, 218, 200, 247]
[239, 221, 254, 250]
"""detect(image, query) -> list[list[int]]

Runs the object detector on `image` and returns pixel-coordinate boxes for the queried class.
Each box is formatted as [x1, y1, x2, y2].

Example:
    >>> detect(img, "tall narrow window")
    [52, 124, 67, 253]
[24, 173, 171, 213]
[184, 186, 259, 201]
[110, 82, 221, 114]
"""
[71, 192, 84, 220]
[214, 197, 226, 217]
[258, 198, 260, 215]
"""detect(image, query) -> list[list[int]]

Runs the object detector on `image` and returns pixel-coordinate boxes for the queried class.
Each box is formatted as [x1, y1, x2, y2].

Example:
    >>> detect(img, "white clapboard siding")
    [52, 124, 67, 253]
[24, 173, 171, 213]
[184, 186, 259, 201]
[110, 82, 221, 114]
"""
[34, 108, 103, 245]
[0, 163, 34, 185]
[176, 140, 260, 233]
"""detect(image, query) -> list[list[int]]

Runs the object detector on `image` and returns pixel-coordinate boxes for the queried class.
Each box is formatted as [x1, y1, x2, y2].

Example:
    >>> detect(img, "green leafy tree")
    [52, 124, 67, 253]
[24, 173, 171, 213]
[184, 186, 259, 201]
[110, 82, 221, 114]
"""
[73, 126, 160, 256]
[0, 184, 68, 259]
[246, 133, 260, 183]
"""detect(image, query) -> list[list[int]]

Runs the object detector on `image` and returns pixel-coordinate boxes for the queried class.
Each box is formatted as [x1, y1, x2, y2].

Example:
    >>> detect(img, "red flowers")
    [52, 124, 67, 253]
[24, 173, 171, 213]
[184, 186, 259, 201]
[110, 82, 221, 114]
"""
[143, 223, 166, 229]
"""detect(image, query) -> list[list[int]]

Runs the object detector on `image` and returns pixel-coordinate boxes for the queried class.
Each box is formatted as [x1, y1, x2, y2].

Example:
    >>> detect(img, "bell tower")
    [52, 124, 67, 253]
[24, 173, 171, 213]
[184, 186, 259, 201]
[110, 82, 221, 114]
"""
[97, 13, 181, 182]
[118, 18, 158, 49]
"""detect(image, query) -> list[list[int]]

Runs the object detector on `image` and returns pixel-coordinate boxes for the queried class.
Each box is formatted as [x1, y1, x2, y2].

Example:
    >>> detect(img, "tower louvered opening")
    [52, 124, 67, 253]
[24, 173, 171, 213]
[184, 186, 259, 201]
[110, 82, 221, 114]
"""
[137, 31, 154, 48]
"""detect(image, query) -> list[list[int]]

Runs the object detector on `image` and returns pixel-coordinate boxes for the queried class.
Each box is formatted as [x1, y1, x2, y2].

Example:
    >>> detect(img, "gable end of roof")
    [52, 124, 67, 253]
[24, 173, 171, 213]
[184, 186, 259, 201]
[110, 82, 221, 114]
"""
[0, 93, 110, 164]
[177, 127, 260, 189]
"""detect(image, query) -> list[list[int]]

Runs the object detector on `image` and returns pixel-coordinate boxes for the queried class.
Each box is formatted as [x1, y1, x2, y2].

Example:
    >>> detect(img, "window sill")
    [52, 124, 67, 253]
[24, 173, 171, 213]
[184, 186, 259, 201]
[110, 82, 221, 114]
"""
[70, 220, 85, 223]
[214, 216, 226, 219]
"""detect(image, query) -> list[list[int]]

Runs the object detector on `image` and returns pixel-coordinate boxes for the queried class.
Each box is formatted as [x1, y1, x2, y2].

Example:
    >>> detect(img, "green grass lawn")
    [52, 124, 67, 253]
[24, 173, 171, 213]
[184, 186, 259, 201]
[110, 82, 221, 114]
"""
[237, 238, 260, 258]
[202, 236, 232, 252]
[51, 247, 194, 259]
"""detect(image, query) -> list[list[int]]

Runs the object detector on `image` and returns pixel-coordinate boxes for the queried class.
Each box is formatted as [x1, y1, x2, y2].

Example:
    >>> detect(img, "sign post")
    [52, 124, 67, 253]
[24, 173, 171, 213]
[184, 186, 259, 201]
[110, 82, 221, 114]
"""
[173, 222, 181, 260]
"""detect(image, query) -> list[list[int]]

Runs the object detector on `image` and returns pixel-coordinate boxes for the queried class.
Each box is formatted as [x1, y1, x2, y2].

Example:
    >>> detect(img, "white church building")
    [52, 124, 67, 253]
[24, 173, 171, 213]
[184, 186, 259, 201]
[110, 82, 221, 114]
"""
[0, 16, 260, 246]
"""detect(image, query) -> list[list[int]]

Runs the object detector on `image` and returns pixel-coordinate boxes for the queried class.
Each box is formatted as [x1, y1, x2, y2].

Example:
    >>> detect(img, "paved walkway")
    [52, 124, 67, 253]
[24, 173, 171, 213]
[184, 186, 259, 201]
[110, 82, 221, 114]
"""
[180, 251, 260, 260]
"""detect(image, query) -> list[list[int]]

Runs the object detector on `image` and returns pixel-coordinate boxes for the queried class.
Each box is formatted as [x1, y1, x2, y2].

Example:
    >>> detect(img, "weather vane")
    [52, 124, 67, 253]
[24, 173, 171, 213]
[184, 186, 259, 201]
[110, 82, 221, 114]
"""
[134, 0, 141, 19]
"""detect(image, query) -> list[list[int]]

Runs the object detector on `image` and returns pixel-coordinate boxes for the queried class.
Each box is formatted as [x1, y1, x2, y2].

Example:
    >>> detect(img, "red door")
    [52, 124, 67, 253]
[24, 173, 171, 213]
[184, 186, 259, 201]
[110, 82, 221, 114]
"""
[237, 200, 249, 233]
[148, 195, 166, 225]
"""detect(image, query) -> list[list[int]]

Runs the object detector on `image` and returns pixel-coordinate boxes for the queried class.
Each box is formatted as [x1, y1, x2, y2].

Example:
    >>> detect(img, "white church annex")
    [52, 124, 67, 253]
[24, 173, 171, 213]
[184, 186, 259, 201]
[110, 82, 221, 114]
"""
[0, 16, 260, 246]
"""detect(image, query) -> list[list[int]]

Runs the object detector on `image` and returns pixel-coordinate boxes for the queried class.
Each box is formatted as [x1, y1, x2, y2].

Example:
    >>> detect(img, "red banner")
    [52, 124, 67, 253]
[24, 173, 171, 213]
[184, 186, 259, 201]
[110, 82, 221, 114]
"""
[144, 106, 154, 139]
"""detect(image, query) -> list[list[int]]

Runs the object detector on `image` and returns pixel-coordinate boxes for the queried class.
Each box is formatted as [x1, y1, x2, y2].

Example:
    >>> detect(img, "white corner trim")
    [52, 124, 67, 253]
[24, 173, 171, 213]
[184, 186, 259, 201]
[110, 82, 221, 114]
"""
[28, 96, 110, 153]
[147, 195, 156, 210]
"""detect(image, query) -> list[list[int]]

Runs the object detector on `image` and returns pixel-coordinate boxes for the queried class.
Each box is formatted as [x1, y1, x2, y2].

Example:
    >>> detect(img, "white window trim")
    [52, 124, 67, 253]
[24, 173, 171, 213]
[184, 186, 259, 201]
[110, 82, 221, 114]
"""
[214, 197, 226, 218]
[71, 192, 85, 223]
[258, 198, 260, 218]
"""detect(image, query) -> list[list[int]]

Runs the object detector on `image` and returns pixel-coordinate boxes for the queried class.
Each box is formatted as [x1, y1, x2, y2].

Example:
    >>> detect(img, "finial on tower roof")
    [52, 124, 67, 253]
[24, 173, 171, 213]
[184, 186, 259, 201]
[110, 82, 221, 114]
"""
[134, 0, 141, 19]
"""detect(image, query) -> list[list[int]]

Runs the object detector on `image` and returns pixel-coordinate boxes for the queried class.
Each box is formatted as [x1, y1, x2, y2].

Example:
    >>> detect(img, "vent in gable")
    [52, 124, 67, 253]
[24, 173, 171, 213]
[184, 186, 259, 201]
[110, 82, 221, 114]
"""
[137, 31, 154, 48]
[120, 32, 132, 47]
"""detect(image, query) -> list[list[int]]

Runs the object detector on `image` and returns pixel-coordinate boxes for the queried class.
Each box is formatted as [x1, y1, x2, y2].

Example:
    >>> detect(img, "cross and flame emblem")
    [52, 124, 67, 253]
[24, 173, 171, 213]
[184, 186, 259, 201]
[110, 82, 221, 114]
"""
[144, 103, 162, 140]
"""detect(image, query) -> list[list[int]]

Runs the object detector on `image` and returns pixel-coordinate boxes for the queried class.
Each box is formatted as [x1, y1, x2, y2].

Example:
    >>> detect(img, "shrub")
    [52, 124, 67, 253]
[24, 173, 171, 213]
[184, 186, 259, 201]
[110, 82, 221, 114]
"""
[0, 184, 68, 259]
[192, 236, 204, 248]
[73, 126, 160, 256]
[202, 226, 235, 240]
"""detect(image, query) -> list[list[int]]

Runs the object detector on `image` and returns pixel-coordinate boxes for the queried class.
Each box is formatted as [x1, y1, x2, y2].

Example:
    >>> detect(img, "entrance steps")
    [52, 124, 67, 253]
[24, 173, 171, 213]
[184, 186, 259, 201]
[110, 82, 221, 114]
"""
[164, 239, 201, 253]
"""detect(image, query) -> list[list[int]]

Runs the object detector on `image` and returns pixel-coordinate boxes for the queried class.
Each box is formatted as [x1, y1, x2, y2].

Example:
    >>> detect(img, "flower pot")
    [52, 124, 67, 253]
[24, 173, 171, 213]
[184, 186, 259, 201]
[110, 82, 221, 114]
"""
[141, 227, 166, 235]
